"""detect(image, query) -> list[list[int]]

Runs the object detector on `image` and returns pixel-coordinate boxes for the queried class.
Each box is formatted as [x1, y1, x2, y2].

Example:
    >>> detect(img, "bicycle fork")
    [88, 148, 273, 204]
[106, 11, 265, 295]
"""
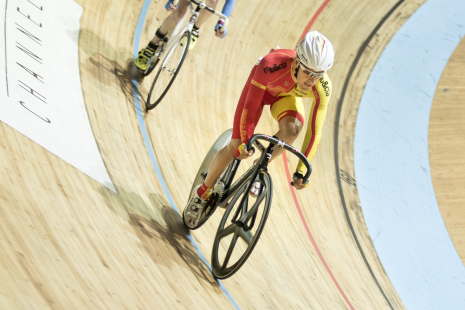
[231, 143, 275, 231]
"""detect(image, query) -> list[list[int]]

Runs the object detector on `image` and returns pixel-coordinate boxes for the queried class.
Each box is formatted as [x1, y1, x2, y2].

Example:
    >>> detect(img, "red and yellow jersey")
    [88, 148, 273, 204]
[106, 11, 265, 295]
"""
[238, 49, 332, 173]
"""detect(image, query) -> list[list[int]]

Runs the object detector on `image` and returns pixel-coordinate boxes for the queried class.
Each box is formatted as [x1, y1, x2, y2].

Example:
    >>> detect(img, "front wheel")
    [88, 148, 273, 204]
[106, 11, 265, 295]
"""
[211, 170, 273, 279]
[146, 30, 191, 110]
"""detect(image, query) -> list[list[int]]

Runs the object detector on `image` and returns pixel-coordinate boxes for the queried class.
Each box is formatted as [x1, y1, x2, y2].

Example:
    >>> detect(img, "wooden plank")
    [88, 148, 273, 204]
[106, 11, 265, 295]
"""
[429, 37, 465, 265]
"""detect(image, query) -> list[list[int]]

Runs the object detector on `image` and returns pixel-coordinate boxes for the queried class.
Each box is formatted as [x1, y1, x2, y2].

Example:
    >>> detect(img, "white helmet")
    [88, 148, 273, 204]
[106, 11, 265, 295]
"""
[296, 31, 334, 72]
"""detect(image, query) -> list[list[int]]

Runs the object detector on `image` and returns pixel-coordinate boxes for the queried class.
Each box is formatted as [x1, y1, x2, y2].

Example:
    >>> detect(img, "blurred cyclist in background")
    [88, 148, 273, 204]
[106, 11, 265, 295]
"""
[135, 0, 236, 71]
[184, 31, 335, 228]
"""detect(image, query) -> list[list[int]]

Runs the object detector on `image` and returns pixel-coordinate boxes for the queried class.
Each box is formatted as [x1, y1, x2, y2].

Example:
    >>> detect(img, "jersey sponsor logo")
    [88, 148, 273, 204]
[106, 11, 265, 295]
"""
[240, 109, 248, 129]
[267, 85, 287, 95]
[263, 62, 287, 74]
[251, 79, 266, 90]
[240, 109, 248, 141]
[312, 87, 320, 101]
[320, 79, 330, 96]
[240, 130, 247, 141]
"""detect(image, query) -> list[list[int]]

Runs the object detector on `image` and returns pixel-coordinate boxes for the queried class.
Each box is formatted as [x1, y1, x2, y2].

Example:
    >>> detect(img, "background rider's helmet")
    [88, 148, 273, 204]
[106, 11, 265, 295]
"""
[296, 31, 335, 72]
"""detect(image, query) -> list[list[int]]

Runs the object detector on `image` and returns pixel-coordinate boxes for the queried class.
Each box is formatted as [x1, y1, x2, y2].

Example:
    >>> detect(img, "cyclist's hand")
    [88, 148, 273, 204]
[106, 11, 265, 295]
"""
[234, 143, 253, 160]
[292, 171, 310, 190]
[165, 0, 177, 11]
[214, 19, 227, 38]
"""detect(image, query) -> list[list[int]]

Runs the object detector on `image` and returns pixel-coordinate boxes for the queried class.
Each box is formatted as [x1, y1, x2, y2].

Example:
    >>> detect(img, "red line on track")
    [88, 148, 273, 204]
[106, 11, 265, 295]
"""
[298, 0, 332, 41]
[283, 1, 355, 308]
[282, 154, 355, 310]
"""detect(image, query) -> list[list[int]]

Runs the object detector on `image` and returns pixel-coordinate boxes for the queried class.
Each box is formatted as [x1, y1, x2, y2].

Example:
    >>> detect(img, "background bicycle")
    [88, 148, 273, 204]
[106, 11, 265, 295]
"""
[142, 0, 229, 110]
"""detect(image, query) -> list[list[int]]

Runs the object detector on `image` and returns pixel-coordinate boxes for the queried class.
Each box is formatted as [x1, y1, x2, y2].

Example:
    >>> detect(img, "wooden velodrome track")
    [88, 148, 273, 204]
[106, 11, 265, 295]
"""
[3, 0, 464, 309]
[430, 37, 465, 266]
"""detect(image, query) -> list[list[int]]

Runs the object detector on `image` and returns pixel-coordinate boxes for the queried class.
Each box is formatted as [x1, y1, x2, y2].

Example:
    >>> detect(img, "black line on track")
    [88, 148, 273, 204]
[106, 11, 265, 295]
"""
[334, 1, 405, 309]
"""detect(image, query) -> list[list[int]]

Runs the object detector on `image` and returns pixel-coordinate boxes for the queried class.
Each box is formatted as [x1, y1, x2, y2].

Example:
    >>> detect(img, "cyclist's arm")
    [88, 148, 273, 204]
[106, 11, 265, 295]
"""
[296, 76, 332, 174]
[239, 62, 269, 144]
[214, 0, 235, 38]
[221, 0, 236, 18]
[239, 78, 266, 144]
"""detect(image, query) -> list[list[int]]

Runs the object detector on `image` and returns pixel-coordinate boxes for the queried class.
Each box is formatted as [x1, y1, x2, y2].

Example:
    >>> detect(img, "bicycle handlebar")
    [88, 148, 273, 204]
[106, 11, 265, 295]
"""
[172, 0, 230, 32]
[247, 134, 312, 184]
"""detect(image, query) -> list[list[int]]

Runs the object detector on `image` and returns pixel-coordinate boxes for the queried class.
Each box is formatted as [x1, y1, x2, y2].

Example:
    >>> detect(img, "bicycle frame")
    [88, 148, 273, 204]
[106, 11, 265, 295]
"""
[216, 140, 272, 229]
[159, 0, 229, 67]
[213, 134, 312, 228]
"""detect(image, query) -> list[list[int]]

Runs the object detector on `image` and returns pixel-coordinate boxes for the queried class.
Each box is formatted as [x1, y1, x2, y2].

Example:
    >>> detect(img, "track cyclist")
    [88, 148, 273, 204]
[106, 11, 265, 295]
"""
[135, 0, 236, 71]
[183, 31, 335, 228]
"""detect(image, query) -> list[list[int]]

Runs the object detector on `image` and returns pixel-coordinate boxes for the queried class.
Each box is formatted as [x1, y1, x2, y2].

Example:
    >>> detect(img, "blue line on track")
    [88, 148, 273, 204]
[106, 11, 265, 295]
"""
[131, 2, 240, 309]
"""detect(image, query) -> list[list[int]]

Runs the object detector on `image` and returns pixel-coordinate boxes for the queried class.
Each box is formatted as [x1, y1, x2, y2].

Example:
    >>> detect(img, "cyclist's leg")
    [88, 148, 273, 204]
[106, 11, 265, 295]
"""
[203, 138, 241, 189]
[149, 0, 190, 45]
[181, 0, 218, 50]
[203, 109, 263, 189]
[269, 96, 304, 161]
[193, 0, 218, 28]
[203, 67, 262, 190]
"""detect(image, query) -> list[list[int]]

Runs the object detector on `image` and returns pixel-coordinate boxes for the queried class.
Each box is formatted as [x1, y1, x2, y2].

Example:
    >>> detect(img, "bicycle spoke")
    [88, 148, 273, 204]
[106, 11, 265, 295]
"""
[162, 66, 175, 75]
[218, 223, 236, 240]
[243, 193, 249, 209]
[231, 188, 247, 222]
[146, 31, 190, 110]
[238, 228, 253, 244]
[212, 168, 273, 279]
[163, 47, 182, 73]
[234, 193, 249, 221]
[222, 231, 239, 269]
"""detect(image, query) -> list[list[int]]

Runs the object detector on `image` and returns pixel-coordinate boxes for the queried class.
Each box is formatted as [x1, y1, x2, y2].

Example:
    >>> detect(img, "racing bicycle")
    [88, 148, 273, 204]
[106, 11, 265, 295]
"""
[184, 130, 311, 279]
[143, 0, 229, 110]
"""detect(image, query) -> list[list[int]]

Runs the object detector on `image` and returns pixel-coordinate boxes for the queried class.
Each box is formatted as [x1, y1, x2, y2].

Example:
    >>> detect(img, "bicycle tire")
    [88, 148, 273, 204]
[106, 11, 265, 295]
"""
[211, 170, 273, 279]
[146, 30, 191, 110]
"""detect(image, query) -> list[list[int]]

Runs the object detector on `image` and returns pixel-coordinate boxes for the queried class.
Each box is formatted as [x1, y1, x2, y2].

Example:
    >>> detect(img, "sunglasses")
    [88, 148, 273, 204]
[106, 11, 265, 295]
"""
[299, 62, 325, 78]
